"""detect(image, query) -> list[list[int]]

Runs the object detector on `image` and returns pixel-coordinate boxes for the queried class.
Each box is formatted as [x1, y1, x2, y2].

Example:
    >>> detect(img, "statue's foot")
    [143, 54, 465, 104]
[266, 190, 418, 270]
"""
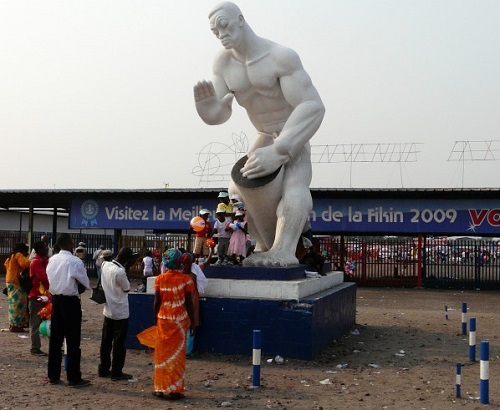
[243, 250, 299, 267]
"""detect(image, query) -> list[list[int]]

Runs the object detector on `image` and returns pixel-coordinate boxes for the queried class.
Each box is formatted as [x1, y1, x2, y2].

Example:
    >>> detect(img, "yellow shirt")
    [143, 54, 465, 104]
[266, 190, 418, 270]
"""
[4, 252, 30, 284]
[217, 202, 233, 214]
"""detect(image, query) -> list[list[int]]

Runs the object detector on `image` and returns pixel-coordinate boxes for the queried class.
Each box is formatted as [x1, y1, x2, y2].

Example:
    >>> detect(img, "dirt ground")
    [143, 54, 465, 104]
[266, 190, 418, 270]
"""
[0, 279, 498, 409]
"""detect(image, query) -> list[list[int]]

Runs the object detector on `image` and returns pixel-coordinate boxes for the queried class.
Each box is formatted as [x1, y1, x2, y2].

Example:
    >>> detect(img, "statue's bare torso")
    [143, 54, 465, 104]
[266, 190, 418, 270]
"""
[217, 49, 294, 136]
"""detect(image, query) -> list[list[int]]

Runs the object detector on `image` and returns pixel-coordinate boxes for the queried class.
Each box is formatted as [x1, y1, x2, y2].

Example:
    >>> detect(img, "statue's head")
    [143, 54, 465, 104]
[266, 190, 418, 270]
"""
[209, 2, 245, 50]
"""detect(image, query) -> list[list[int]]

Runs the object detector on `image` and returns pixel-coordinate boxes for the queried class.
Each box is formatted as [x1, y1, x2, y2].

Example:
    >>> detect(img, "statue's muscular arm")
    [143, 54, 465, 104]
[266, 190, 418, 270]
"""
[194, 53, 234, 125]
[241, 46, 325, 179]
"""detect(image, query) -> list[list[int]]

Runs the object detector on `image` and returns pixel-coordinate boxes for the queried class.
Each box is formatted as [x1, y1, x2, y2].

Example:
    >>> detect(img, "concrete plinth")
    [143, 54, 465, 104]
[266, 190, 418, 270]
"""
[203, 265, 306, 280]
[127, 267, 356, 360]
[203, 271, 344, 300]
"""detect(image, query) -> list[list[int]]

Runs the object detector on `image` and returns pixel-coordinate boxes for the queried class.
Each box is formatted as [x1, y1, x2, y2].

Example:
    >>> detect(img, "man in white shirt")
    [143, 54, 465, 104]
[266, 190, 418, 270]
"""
[46, 233, 91, 388]
[98, 247, 136, 381]
[190, 262, 208, 294]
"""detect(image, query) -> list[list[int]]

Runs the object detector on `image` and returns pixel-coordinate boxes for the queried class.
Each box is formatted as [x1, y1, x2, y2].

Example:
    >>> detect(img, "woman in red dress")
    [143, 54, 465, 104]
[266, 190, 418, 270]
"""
[152, 248, 195, 400]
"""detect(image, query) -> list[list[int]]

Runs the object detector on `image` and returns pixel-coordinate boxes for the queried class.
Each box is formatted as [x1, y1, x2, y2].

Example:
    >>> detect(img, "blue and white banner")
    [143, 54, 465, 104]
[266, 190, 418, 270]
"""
[311, 198, 500, 235]
[71, 198, 210, 230]
[70, 197, 500, 235]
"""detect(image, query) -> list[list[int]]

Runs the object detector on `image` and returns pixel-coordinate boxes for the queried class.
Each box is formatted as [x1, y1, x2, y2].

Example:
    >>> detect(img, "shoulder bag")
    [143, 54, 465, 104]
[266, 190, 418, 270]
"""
[90, 277, 106, 304]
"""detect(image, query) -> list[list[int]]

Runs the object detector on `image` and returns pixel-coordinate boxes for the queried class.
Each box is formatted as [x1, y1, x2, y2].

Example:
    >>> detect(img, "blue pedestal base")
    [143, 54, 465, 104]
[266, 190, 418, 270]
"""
[126, 281, 356, 360]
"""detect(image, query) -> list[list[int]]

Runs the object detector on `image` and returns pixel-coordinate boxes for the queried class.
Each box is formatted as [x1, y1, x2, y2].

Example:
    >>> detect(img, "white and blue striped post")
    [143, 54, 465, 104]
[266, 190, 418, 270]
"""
[480, 340, 489, 405]
[469, 318, 476, 362]
[461, 302, 467, 335]
[456, 363, 461, 398]
[445, 305, 449, 320]
[252, 330, 261, 388]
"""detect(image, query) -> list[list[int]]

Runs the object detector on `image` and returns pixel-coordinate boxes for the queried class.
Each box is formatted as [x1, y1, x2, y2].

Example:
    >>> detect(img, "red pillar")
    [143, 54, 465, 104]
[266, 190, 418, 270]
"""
[417, 234, 423, 287]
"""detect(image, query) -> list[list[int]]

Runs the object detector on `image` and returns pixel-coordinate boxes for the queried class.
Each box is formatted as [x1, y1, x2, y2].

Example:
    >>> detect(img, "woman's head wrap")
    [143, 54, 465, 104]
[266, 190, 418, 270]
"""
[180, 252, 194, 274]
[162, 248, 182, 270]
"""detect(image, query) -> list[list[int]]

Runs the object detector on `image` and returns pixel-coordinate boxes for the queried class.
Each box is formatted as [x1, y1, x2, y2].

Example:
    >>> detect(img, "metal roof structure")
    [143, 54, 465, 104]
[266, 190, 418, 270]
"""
[0, 188, 498, 211]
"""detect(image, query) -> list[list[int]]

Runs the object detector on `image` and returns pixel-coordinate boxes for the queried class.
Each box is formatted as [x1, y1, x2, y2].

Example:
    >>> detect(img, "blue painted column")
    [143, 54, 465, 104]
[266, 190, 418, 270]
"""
[469, 317, 476, 362]
[461, 302, 467, 335]
[480, 341, 489, 404]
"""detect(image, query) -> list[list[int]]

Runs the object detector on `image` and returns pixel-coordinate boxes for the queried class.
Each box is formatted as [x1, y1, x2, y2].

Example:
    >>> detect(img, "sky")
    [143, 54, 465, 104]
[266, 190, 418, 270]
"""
[1, 0, 499, 190]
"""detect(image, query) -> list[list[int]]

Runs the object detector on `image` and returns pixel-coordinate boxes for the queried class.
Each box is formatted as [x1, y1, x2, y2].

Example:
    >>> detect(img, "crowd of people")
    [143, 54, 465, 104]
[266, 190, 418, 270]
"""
[192, 190, 325, 273]
[2, 233, 209, 400]
[2, 205, 323, 399]
[1, 192, 322, 398]
[3, 187, 324, 391]
[192, 190, 253, 266]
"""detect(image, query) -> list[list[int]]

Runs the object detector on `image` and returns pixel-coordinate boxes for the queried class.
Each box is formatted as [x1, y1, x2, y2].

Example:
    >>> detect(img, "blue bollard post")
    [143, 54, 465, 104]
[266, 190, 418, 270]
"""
[461, 302, 467, 335]
[480, 341, 489, 405]
[469, 318, 476, 362]
[456, 363, 461, 398]
[252, 330, 261, 388]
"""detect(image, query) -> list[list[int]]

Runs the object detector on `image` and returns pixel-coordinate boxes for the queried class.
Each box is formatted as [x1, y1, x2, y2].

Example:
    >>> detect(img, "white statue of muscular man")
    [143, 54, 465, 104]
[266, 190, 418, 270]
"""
[194, 2, 325, 267]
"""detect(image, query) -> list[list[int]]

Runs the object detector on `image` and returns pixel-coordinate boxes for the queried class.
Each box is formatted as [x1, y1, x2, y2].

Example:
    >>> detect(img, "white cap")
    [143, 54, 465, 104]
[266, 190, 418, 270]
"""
[199, 209, 210, 215]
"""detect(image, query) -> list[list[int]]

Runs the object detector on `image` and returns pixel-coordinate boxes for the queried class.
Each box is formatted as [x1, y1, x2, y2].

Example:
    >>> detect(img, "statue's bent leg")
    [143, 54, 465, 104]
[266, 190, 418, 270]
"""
[244, 145, 313, 267]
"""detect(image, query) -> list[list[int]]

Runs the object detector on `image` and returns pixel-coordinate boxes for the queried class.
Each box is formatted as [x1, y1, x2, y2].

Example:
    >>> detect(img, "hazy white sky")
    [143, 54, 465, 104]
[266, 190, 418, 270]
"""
[1, 0, 499, 190]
